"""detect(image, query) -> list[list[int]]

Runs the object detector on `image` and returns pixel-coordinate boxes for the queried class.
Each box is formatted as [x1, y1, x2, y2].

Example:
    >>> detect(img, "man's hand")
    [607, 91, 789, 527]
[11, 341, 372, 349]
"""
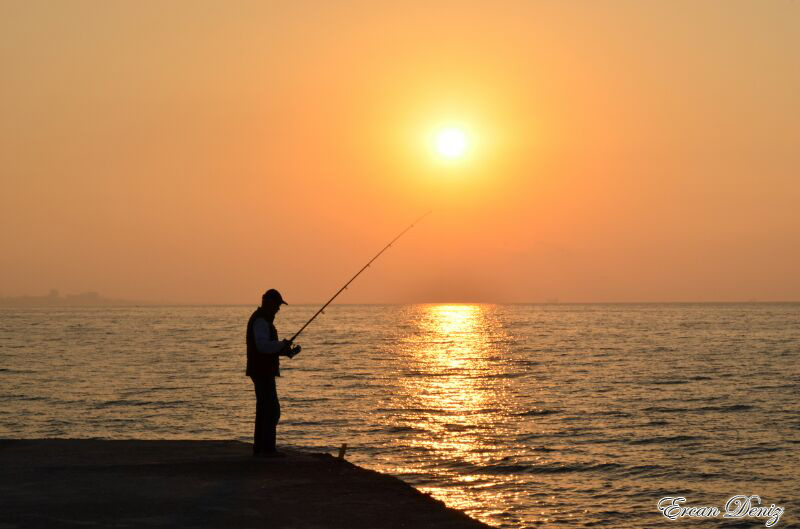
[279, 339, 300, 357]
[280, 344, 301, 358]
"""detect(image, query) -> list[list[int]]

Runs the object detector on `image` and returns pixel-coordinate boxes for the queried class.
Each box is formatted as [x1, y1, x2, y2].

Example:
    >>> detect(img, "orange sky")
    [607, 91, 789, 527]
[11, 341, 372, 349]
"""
[1, 1, 798, 303]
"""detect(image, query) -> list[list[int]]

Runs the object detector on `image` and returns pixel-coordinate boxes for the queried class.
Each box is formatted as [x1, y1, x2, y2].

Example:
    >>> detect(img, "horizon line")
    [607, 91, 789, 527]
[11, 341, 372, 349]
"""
[2, 300, 799, 307]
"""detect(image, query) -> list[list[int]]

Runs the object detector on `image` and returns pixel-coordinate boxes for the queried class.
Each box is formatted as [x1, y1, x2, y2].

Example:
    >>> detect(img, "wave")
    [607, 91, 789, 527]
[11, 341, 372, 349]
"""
[93, 399, 190, 409]
[642, 404, 753, 413]
[585, 410, 633, 418]
[719, 445, 782, 456]
[0, 395, 49, 402]
[618, 464, 672, 477]
[628, 434, 706, 445]
[515, 408, 559, 417]
[484, 461, 624, 475]
[385, 425, 419, 434]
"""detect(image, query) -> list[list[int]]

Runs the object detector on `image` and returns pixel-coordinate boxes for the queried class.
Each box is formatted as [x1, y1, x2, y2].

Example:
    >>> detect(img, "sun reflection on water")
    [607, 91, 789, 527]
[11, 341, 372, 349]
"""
[404, 305, 496, 420]
[387, 303, 515, 518]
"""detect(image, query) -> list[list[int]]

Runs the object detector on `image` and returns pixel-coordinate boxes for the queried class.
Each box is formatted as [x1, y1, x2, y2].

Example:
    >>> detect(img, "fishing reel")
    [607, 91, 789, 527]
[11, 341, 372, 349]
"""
[282, 343, 301, 358]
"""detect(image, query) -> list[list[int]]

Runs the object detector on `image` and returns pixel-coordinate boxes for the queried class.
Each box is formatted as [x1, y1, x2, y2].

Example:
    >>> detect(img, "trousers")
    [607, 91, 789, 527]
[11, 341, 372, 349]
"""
[251, 376, 280, 453]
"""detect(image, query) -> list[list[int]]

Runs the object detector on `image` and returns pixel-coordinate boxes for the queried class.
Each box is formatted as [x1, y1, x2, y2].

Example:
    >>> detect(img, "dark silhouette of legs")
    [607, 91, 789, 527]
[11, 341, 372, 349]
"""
[252, 376, 280, 454]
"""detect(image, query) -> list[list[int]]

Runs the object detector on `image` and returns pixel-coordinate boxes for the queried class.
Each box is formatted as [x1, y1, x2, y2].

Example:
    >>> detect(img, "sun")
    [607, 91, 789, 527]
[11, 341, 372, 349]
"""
[434, 127, 468, 159]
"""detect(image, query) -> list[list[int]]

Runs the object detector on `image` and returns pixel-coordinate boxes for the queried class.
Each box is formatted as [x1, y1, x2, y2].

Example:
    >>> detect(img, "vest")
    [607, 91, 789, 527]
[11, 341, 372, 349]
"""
[246, 307, 280, 378]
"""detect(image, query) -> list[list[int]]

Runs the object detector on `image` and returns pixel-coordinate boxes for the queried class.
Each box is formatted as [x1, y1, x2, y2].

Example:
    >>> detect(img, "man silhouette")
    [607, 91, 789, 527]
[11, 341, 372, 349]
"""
[245, 289, 300, 457]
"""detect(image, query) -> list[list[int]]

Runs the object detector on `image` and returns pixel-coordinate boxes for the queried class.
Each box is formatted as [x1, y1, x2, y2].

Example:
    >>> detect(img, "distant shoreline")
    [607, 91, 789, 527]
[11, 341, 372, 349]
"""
[0, 290, 156, 308]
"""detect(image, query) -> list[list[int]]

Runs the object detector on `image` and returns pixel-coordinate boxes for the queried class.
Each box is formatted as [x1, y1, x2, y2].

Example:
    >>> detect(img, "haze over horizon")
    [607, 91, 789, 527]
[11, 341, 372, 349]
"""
[2, 1, 799, 305]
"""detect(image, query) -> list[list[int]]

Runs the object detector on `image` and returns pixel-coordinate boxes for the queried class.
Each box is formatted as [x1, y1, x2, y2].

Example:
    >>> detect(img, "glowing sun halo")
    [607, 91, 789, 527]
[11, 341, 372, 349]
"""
[435, 128, 467, 159]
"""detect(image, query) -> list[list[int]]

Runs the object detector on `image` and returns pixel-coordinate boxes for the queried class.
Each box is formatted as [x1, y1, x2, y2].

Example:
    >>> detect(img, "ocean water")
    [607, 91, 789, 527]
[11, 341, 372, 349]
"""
[1, 303, 799, 528]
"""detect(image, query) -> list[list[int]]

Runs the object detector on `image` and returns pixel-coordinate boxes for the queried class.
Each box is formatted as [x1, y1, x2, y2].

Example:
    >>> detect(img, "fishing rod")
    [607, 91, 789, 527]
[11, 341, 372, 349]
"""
[288, 210, 431, 343]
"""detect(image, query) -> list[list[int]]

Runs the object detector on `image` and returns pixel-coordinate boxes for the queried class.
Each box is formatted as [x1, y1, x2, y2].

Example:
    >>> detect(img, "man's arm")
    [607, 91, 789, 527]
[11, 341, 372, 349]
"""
[253, 319, 289, 354]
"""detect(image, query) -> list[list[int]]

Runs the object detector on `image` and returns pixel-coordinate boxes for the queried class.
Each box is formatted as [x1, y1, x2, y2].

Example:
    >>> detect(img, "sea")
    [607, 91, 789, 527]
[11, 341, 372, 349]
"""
[1, 303, 798, 529]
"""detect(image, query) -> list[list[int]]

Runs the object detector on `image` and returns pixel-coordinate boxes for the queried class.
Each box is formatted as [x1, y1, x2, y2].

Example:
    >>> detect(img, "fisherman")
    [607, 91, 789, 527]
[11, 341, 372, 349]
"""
[246, 289, 300, 457]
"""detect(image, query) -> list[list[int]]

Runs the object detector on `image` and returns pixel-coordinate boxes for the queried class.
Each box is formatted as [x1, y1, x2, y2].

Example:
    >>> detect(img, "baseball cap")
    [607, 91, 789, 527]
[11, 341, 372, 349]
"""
[262, 288, 288, 306]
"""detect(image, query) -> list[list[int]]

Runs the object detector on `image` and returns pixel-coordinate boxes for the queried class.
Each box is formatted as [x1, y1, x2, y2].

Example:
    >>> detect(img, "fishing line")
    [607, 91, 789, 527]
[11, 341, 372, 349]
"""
[288, 211, 431, 342]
